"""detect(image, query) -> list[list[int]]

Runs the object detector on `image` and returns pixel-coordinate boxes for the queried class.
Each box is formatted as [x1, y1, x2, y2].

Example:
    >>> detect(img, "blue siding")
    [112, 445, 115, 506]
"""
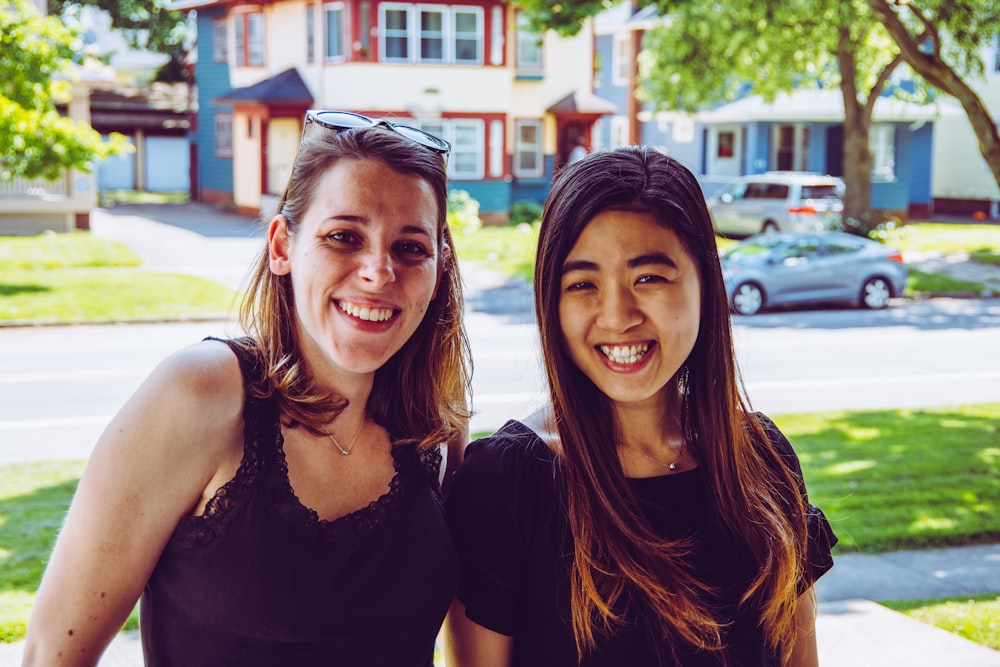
[195, 8, 233, 197]
[458, 181, 513, 214]
[907, 123, 933, 206]
[871, 123, 911, 211]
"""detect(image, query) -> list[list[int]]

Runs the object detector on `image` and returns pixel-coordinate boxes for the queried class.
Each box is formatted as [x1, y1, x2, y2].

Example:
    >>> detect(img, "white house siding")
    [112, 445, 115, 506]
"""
[930, 43, 1000, 210]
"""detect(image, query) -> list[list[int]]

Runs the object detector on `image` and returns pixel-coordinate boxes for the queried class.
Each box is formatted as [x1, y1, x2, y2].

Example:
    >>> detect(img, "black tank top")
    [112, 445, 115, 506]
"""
[140, 338, 458, 666]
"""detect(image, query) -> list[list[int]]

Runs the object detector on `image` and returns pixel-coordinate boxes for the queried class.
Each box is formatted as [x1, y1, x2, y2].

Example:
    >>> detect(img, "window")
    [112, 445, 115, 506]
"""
[212, 18, 227, 63]
[306, 4, 315, 64]
[515, 12, 542, 68]
[413, 118, 485, 180]
[382, 4, 411, 61]
[612, 33, 631, 86]
[870, 124, 896, 182]
[453, 8, 482, 64]
[489, 119, 503, 177]
[419, 7, 445, 62]
[234, 11, 264, 66]
[215, 113, 233, 158]
[514, 120, 543, 178]
[324, 2, 345, 61]
[717, 131, 735, 158]
[380, 4, 483, 64]
[610, 116, 629, 148]
[490, 6, 504, 65]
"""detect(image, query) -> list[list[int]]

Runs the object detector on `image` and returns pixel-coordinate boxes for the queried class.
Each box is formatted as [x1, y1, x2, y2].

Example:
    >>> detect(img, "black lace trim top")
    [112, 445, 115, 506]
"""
[140, 338, 457, 666]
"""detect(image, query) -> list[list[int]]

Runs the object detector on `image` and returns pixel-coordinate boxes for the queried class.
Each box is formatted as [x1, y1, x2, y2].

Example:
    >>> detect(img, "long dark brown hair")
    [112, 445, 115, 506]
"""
[534, 146, 807, 661]
[239, 124, 470, 451]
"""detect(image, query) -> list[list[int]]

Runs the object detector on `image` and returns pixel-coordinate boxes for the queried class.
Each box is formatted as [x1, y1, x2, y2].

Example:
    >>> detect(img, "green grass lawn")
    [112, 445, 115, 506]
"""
[882, 594, 1000, 650]
[5, 406, 995, 644]
[0, 233, 238, 324]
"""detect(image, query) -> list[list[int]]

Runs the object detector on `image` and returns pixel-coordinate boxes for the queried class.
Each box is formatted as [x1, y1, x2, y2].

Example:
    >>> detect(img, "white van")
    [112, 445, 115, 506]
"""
[707, 171, 845, 237]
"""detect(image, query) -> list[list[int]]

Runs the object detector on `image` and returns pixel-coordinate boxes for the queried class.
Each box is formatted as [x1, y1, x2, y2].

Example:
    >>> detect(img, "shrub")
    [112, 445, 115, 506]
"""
[509, 200, 543, 226]
[447, 189, 481, 234]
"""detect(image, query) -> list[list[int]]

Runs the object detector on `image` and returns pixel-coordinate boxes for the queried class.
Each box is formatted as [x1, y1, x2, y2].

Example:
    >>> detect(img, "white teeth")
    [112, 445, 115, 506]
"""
[339, 301, 395, 322]
[599, 343, 649, 365]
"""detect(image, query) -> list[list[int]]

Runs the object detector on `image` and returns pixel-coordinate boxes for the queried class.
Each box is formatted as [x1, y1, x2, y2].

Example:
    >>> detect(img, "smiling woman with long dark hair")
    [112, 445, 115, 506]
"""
[445, 146, 836, 667]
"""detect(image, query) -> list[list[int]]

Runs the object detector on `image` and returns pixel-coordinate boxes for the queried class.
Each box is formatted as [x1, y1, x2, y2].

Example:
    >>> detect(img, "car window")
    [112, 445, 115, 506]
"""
[723, 236, 787, 260]
[720, 181, 749, 200]
[776, 238, 820, 260]
[824, 237, 864, 255]
[801, 184, 842, 200]
[763, 183, 789, 199]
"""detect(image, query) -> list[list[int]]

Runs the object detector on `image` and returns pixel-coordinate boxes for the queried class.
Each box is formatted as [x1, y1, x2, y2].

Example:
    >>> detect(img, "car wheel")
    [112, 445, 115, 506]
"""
[762, 221, 779, 234]
[860, 276, 892, 309]
[732, 282, 764, 315]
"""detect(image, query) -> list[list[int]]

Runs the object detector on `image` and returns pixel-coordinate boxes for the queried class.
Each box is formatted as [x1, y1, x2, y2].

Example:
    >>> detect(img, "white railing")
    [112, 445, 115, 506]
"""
[0, 174, 71, 198]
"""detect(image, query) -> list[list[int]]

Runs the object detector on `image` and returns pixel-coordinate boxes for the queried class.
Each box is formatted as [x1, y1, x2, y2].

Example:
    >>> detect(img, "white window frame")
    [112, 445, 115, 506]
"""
[415, 118, 485, 180]
[234, 10, 264, 67]
[490, 6, 504, 65]
[215, 112, 233, 158]
[870, 123, 896, 182]
[612, 33, 631, 86]
[489, 119, 504, 178]
[452, 6, 483, 65]
[514, 120, 544, 178]
[610, 115, 629, 148]
[515, 12, 542, 69]
[324, 2, 346, 62]
[306, 3, 315, 63]
[212, 18, 227, 63]
[418, 5, 446, 63]
[380, 3, 413, 62]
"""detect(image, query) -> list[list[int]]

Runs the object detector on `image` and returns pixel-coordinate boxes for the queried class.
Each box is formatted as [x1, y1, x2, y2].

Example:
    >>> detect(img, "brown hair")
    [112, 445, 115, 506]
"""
[239, 124, 470, 450]
[534, 146, 807, 661]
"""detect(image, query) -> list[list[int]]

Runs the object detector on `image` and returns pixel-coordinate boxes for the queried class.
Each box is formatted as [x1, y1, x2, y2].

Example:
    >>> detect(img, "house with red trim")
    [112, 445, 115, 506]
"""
[172, 0, 616, 224]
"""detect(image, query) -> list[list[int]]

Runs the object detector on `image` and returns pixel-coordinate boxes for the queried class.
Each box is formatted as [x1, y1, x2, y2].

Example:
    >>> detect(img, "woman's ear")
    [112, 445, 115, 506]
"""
[268, 215, 292, 276]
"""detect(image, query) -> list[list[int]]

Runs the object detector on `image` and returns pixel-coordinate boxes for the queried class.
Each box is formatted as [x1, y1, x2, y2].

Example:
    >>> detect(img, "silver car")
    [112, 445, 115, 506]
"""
[721, 232, 908, 315]
[708, 172, 845, 237]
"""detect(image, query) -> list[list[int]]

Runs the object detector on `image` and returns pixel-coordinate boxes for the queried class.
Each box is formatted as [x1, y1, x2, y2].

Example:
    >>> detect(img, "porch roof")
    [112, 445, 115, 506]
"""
[215, 68, 313, 106]
[695, 89, 961, 125]
[547, 90, 617, 116]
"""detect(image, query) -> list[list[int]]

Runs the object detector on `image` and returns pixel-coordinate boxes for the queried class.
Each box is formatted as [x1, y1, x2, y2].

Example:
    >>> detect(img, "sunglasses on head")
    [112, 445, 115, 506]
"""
[303, 110, 451, 158]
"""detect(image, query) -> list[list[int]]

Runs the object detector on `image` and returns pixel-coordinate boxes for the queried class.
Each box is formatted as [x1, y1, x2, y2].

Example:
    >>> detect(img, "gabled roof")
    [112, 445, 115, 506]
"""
[215, 68, 313, 106]
[547, 90, 617, 116]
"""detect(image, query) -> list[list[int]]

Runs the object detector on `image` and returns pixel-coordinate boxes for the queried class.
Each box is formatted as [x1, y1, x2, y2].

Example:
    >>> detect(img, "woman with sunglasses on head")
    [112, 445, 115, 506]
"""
[445, 146, 836, 667]
[24, 113, 470, 667]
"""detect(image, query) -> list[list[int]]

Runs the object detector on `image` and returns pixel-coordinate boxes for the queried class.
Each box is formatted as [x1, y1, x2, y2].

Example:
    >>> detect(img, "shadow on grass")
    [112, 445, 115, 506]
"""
[0, 283, 50, 297]
[0, 477, 78, 640]
[781, 407, 1000, 554]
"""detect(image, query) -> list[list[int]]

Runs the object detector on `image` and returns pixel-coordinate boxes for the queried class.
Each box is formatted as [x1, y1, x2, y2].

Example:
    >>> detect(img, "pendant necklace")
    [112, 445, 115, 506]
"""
[626, 441, 685, 471]
[324, 418, 365, 456]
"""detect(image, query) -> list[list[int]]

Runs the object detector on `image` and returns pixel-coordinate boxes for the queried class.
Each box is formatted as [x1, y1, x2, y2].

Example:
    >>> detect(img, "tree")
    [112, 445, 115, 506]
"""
[0, 0, 130, 182]
[50, 0, 194, 83]
[867, 0, 1000, 193]
[519, 0, 919, 232]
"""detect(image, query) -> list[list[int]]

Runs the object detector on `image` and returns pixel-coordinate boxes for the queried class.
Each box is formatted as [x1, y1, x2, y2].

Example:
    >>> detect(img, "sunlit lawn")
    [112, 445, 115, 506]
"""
[883, 594, 1000, 650]
[0, 232, 238, 323]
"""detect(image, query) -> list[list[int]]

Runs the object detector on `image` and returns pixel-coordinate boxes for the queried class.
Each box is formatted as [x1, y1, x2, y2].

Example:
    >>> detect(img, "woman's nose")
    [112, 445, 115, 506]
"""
[358, 248, 395, 286]
[596, 286, 641, 332]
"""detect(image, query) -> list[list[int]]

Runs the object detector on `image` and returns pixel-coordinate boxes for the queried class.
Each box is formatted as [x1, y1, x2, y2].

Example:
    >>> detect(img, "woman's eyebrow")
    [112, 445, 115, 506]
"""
[562, 252, 679, 274]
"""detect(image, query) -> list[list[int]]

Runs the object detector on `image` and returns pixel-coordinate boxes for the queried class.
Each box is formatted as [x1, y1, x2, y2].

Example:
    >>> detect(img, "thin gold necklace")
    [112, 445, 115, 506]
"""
[625, 441, 685, 471]
[323, 418, 365, 456]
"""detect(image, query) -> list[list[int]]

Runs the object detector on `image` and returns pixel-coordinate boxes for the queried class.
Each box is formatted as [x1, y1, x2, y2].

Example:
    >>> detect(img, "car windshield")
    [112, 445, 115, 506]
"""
[800, 184, 841, 199]
[722, 236, 787, 261]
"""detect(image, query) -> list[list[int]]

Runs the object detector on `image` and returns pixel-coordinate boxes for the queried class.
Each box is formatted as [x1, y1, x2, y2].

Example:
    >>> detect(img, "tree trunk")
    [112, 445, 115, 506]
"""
[836, 29, 875, 234]
[869, 0, 1000, 190]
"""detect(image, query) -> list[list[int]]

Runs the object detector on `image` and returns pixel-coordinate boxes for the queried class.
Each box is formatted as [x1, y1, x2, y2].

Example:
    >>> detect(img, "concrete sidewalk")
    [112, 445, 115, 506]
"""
[2, 204, 997, 666]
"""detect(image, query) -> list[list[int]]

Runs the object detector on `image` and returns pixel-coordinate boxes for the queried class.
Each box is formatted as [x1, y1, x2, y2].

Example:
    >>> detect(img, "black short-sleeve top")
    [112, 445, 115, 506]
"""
[446, 416, 837, 667]
[139, 338, 458, 666]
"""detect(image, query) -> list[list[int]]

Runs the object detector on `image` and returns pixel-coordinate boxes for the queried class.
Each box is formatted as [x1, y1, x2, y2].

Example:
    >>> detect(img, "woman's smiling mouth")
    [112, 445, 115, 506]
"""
[598, 342, 651, 365]
[337, 300, 398, 322]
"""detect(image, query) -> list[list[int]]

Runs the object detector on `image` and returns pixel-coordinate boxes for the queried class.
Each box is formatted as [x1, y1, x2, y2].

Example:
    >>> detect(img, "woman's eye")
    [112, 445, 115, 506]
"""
[564, 280, 593, 291]
[395, 241, 431, 257]
[327, 230, 359, 244]
[637, 274, 667, 285]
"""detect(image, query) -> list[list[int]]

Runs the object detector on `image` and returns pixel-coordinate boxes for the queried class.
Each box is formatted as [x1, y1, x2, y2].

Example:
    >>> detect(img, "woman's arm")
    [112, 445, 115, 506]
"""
[21, 340, 245, 667]
[785, 588, 820, 667]
[443, 599, 513, 667]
